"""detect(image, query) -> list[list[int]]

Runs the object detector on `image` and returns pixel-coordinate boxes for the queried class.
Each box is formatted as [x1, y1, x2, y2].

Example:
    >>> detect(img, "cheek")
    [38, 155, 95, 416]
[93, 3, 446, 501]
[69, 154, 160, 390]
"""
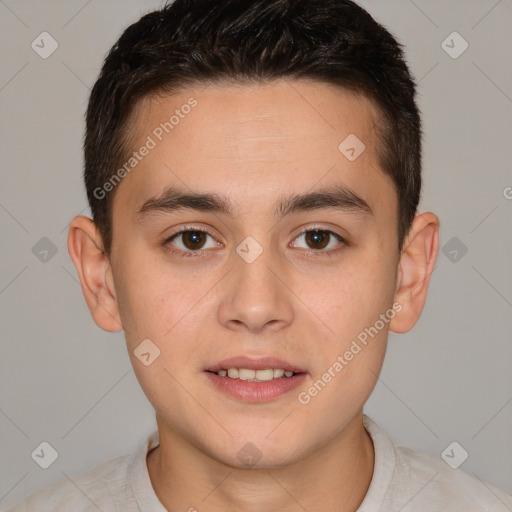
[309, 253, 396, 344]
[297, 314, 388, 432]
[111, 254, 174, 346]
[113, 263, 200, 412]
[113, 255, 215, 364]
[300, 245, 396, 398]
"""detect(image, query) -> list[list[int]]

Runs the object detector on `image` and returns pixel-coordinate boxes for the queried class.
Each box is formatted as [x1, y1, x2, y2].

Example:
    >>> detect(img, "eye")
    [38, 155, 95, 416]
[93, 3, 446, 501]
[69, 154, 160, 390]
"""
[290, 228, 346, 254]
[166, 228, 220, 255]
[163, 225, 347, 259]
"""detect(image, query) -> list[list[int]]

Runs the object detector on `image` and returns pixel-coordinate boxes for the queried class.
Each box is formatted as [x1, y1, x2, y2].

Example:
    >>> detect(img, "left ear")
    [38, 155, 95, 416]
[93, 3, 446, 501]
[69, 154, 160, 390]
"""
[390, 212, 440, 334]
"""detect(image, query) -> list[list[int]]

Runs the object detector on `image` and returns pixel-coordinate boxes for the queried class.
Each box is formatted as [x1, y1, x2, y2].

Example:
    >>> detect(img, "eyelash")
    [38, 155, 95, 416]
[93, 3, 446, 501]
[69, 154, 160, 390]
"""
[163, 224, 348, 259]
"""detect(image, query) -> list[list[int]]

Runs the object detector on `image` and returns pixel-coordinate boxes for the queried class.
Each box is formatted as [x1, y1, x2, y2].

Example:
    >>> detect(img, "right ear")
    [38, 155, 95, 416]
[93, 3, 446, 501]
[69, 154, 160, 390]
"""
[67, 215, 123, 332]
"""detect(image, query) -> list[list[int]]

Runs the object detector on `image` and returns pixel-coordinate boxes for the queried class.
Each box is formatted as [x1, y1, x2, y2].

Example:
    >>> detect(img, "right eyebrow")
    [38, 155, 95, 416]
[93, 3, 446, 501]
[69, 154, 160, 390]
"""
[135, 187, 234, 220]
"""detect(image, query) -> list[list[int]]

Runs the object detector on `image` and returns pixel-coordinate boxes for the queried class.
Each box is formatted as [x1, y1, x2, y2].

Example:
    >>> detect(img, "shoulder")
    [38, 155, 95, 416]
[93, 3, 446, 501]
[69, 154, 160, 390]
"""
[362, 415, 512, 511]
[393, 444, 512, 510]
[6, 454, 132, 512]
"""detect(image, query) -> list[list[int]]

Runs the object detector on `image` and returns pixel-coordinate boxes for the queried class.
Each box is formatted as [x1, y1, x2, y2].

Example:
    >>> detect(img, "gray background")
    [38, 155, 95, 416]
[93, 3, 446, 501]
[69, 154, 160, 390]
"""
[1, 0, 511, 508]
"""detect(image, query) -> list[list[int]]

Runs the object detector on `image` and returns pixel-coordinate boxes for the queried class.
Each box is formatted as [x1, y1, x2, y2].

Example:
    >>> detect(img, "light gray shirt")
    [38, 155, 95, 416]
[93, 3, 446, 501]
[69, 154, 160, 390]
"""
[7, 415, 512, 511]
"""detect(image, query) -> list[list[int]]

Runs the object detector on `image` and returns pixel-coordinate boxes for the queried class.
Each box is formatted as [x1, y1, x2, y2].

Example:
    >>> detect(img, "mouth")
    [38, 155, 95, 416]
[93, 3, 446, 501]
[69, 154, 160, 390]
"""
[204, 356, 307, 402]
[207, 367, 300, 380]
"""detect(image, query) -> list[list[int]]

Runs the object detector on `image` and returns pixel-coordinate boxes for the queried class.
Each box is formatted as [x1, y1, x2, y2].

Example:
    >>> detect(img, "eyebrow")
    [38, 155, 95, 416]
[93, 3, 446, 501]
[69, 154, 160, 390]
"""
[135, 184, 373, 221]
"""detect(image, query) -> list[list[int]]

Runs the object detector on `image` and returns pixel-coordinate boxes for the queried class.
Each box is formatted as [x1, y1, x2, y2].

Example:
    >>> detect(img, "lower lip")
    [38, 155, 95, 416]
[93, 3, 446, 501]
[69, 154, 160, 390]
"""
[204, 371, 307, 402]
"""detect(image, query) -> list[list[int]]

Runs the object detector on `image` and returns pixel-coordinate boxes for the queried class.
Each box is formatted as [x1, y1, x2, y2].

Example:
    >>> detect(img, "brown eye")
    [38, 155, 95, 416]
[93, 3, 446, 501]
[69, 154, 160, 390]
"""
[304, 230, 330, 250]
[291, 228, 346, 254]
[181, 231, 207, 250]
[167, 229, 219, 253]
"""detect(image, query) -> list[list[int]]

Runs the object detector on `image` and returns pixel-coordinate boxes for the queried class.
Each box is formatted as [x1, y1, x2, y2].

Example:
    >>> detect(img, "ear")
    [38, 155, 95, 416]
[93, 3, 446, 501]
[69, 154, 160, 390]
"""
[389, 212, 440, 334]
[67, 215, 123, 332]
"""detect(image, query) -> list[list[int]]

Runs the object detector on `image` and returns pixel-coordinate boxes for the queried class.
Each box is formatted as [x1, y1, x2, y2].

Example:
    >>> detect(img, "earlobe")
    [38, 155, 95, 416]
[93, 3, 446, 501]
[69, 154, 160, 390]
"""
[390, 212, 440, 334]
[67, 215, 123, 332]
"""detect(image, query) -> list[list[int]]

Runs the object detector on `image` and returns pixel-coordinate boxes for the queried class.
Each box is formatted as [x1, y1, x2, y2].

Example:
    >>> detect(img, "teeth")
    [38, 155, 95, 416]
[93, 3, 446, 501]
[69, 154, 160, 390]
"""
[238, 368, 256, 381]
[273, 369, 285, 378]
[227, 368, 239, 379]
[216, 368, 296, 380]
[255, 369, 274, 381]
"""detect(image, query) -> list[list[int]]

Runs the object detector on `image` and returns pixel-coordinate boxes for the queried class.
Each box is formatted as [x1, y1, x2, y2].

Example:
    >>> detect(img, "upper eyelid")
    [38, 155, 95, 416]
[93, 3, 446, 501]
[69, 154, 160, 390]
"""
[168, 225, 218, 242]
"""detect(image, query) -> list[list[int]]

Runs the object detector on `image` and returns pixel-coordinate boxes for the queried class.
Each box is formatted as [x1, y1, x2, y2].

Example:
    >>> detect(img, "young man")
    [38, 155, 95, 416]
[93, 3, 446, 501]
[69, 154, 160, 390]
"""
[9, 0, 512, 510]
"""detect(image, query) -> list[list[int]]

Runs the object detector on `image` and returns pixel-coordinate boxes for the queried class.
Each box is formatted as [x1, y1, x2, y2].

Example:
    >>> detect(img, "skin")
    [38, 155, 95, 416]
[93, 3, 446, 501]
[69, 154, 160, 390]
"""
[68, 79, 439, 511]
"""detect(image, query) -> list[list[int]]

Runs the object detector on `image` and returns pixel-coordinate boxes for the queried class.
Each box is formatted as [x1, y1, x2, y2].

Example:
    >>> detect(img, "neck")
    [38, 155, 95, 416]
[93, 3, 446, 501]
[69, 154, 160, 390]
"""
[147, 414, 375, 512]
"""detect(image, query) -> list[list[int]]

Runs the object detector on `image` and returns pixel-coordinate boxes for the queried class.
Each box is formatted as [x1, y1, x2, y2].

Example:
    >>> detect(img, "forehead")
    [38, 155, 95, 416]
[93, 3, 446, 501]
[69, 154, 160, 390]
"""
[114, 79, 394, 220]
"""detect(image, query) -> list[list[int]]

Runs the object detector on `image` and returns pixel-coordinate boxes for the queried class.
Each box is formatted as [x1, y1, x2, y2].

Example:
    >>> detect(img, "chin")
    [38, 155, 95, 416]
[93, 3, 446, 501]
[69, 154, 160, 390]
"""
[199, 431, 317, 470]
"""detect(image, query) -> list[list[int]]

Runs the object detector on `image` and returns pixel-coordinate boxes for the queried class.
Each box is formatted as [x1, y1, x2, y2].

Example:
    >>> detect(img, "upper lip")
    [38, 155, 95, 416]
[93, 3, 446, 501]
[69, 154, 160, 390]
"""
[206, 356, 306, 373]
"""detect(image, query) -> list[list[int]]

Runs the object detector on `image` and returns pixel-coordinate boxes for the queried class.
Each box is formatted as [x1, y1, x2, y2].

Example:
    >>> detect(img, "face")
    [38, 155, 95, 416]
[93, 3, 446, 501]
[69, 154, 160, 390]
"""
[105, 80, 401, 466]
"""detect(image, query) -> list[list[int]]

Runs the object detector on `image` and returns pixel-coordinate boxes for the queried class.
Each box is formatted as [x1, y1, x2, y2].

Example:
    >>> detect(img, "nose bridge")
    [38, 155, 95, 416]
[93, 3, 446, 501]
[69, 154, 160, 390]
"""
[217, 235, 294, 332]
[235, 238, 276, 292]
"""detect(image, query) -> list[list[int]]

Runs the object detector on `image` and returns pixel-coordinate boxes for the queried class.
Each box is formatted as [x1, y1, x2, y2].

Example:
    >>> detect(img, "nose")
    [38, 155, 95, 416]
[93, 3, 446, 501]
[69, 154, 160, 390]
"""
[217, 244, 295, 333]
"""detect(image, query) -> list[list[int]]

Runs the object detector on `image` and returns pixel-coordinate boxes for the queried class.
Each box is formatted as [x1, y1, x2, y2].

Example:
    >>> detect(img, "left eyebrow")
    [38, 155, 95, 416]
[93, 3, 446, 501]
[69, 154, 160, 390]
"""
[135, 184, 373, 221]
[275, 184, 373, 218]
